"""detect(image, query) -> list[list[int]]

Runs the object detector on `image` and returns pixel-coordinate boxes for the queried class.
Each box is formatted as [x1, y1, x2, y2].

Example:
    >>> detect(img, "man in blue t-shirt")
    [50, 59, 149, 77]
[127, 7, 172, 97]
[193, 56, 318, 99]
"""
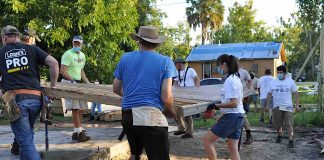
[113, 26, 177, 160]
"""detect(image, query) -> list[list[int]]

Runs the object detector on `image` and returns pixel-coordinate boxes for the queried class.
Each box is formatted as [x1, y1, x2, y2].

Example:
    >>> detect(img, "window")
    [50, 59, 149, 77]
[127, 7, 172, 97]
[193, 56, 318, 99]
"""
[251, 64, 258, 75]
[203, 61, 211, 78]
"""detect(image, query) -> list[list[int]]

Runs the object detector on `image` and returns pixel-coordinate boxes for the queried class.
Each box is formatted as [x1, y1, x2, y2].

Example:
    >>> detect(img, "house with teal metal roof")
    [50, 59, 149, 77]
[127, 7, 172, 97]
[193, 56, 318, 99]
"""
[186, 41, 287, 78]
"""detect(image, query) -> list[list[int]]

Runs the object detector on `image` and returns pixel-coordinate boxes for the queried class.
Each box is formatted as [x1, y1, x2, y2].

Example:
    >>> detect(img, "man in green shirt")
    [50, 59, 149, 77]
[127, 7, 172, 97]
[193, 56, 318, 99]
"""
[60, 35, 91, 142]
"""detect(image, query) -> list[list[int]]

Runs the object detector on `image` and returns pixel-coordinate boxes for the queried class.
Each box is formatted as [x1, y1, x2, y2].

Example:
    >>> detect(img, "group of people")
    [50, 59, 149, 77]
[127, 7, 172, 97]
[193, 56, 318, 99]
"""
[0, 24, 300, 160]
[113, 26, 300, 160]
[0, 25, 101, 159]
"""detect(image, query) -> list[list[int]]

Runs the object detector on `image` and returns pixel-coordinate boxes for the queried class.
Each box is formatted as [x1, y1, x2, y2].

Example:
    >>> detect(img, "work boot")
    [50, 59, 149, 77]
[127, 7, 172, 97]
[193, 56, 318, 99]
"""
[243, 130, 253, 145]
[288, 140, 294, 148]
[77, 130, 91, 142]
[181, 133, 193, 138]
[173, 130, 186, 135]
[11, 141, 19, 155]
[88, 115, 94, 121]
[72, 132, 78, 141]
[276, 135, 282, 143]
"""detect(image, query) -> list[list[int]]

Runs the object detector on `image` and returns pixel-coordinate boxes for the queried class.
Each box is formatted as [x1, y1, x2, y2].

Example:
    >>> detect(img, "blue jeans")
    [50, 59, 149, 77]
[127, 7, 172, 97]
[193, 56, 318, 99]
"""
[10, 98, 41, 160]
[91, 102, 102, 116]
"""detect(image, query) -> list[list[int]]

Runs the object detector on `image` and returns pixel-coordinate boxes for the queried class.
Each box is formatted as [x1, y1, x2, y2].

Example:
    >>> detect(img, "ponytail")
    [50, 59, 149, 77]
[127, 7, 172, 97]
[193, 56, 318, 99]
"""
[217, 54, 239, 77]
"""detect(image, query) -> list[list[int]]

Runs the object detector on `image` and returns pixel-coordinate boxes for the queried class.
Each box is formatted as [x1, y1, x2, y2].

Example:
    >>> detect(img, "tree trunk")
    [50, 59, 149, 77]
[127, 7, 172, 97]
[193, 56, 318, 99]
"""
[201, 24, 206, 45]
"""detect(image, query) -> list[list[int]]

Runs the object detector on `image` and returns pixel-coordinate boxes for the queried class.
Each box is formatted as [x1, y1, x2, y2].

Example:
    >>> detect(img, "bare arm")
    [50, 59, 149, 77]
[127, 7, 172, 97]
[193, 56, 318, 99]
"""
[81, 69, 90, 84]
[45, 55, 59, 88]
[247, 79, 252, 89]
[60, 65, 73, 81]
[113, 78, 123, 97]
[266, 92, 272, 108]
[294, 91, 300, 112]
[161, 78, 175, 118]
[194, 75, 200, 87]
[215, 98, 239, 108]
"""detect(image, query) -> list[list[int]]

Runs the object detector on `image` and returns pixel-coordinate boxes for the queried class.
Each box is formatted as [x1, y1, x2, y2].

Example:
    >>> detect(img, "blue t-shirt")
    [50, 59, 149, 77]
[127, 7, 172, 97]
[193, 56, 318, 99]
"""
[114, 50, 177, 111]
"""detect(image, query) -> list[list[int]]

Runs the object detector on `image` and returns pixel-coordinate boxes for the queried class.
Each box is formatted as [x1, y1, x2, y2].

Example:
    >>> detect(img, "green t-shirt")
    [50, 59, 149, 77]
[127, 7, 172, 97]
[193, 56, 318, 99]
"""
[61, 49, 86, 80]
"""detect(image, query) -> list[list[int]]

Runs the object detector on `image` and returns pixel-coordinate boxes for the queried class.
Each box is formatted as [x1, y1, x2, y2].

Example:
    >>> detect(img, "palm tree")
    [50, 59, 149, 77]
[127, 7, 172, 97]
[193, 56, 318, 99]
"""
[186, 0, 224, 44]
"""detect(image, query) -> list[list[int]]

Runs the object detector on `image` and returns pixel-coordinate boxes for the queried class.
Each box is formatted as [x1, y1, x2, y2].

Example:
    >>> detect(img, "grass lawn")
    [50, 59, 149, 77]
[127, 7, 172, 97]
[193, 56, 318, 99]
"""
[194, 111, 324, 128]
[0, 114, 72, 126]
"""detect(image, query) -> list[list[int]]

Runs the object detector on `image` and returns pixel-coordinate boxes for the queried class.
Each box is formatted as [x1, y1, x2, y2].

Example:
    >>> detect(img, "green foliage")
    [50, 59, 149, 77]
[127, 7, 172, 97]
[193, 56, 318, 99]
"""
[158, 22, 192, 59]
[0, 0, 139, 84]
[213, 0, 273, 43]
[186, 0, 224, 44]
[294, 112, 324, 127]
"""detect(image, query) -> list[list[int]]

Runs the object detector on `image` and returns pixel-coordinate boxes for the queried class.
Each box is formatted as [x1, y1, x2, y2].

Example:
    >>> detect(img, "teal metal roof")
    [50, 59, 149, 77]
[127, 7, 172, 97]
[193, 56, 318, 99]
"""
[186, 41, 283, 62]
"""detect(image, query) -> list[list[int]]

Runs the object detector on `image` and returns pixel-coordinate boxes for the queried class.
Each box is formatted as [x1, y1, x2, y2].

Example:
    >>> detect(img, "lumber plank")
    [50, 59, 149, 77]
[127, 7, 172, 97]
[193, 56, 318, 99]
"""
[42, 83, 223, 116]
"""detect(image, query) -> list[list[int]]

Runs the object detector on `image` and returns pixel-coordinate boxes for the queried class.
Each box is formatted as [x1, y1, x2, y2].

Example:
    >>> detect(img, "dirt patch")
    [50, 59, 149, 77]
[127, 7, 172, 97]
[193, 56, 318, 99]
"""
[168, 127, 324, 160]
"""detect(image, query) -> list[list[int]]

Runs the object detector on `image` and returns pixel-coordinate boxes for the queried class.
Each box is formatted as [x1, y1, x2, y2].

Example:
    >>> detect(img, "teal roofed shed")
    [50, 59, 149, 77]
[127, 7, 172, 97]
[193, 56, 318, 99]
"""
[186, 41, 283, 61]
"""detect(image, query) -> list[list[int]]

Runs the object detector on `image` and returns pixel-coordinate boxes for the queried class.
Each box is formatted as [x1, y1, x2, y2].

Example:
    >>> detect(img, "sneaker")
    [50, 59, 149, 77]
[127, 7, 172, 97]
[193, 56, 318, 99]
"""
[276, 136, 282, 143]
[88, 115, 94, 121]
[181, 133, 193, 138]
[173, 131, 186, 135]
[72, 132, 78, 141]
[288, 140, 294, 148]
[77, 131, 91, 142]
[11, 141, 19, 155]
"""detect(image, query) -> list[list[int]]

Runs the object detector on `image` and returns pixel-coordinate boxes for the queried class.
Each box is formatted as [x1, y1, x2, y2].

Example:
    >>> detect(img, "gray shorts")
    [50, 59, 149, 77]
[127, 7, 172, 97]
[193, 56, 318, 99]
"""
[61, 79, 88, 110]
[260, 99, 273, 109]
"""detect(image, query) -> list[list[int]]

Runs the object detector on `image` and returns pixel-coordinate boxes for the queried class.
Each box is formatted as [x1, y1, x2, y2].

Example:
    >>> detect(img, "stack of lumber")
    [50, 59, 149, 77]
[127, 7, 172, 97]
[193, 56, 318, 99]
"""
[42, 83, 222, 117]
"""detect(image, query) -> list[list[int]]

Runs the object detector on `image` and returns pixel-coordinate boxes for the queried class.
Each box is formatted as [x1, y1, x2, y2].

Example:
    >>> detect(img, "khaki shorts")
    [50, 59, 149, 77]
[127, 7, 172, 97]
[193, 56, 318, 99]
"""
[61, 79, 88, 110]
[272, 107, 293, 128]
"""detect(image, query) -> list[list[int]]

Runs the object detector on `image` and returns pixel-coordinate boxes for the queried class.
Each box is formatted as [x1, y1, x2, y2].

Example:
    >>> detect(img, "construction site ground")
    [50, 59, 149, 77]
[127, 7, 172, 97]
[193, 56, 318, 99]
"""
[0, 118, 324, 160]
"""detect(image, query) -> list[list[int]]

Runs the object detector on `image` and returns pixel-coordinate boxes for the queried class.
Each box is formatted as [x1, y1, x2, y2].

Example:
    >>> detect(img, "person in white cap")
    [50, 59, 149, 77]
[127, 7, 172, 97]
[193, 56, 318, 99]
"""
[60, 35, 91, 142]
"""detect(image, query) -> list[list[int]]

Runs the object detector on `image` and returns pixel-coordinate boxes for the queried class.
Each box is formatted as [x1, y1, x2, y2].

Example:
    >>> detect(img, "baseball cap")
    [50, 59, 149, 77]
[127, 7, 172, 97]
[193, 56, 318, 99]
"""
[174, 58, 186, 63]
[72, 35, 83, 43]
[1, 25, 19, 36]
[23, 29, 41, 42]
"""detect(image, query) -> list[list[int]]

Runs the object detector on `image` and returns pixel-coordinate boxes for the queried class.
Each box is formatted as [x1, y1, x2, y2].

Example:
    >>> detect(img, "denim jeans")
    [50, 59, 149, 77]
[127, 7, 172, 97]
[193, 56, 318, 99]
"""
[10, 98, 41, 160]
[91, 102, 102, 116]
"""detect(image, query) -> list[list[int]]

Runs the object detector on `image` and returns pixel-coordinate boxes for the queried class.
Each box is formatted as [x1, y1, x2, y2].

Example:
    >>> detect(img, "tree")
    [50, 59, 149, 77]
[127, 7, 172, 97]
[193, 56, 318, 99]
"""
[157, 22, 192, 59]
[186, 0, 224, 44]
[213, 0, 272, 43]
[0, 0, 139, 84]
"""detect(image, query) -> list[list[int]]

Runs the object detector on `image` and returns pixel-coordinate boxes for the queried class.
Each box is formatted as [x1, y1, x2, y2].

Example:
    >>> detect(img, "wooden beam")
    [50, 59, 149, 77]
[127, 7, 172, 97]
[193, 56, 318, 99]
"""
[294, 36, 320, 81]
[42, 83, 223, 116]
[320, 23, 324, 112]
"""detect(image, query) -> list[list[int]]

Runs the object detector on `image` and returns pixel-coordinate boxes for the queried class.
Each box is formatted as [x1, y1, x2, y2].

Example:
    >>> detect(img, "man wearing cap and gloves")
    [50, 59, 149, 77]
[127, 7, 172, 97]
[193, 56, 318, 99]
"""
[113, 26, 177, 160]
[0, 25, 59, 160]
[60, 35, 91, 142]
[21, 29, 41, 45]
[173, 58, 200, 138]
[10, 28, 43, 155]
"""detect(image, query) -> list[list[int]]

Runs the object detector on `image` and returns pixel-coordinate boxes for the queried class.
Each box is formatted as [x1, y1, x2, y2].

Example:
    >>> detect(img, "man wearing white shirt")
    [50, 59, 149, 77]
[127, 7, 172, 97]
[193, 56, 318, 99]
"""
[257, 69, 275, 124]
[267, 65, 300, 148]
[238, 67, 253, 145]
[173, 58, 200, 138]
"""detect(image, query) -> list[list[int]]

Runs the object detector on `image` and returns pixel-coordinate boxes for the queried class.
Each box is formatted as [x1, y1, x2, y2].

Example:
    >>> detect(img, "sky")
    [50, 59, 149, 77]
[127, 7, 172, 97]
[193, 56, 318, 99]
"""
[156, 0, 299, 44]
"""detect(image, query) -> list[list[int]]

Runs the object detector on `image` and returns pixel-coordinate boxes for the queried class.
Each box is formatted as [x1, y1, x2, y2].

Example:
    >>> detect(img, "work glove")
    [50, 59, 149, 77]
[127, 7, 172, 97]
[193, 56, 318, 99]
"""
[207, 104, 217, 111]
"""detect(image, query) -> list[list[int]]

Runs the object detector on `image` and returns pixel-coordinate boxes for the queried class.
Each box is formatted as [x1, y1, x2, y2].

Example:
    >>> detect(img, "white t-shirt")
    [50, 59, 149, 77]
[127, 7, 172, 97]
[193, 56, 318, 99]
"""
[257, 75, 275, 99]
[220, 74, 245, 114]
[174, 67, 197, 87]
[248, 78, 258, 96]
[268, 78, 297, 110]
[238, 68, 251, 88]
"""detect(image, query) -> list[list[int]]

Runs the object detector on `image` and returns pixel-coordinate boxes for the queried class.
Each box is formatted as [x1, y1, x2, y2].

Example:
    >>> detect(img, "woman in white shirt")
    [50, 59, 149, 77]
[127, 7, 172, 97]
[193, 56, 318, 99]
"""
[203, 54, 245, 160]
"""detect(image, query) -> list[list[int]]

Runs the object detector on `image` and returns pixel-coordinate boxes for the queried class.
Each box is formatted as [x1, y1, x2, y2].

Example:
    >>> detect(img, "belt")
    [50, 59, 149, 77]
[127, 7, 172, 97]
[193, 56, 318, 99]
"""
[15, 89, 41, 96]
